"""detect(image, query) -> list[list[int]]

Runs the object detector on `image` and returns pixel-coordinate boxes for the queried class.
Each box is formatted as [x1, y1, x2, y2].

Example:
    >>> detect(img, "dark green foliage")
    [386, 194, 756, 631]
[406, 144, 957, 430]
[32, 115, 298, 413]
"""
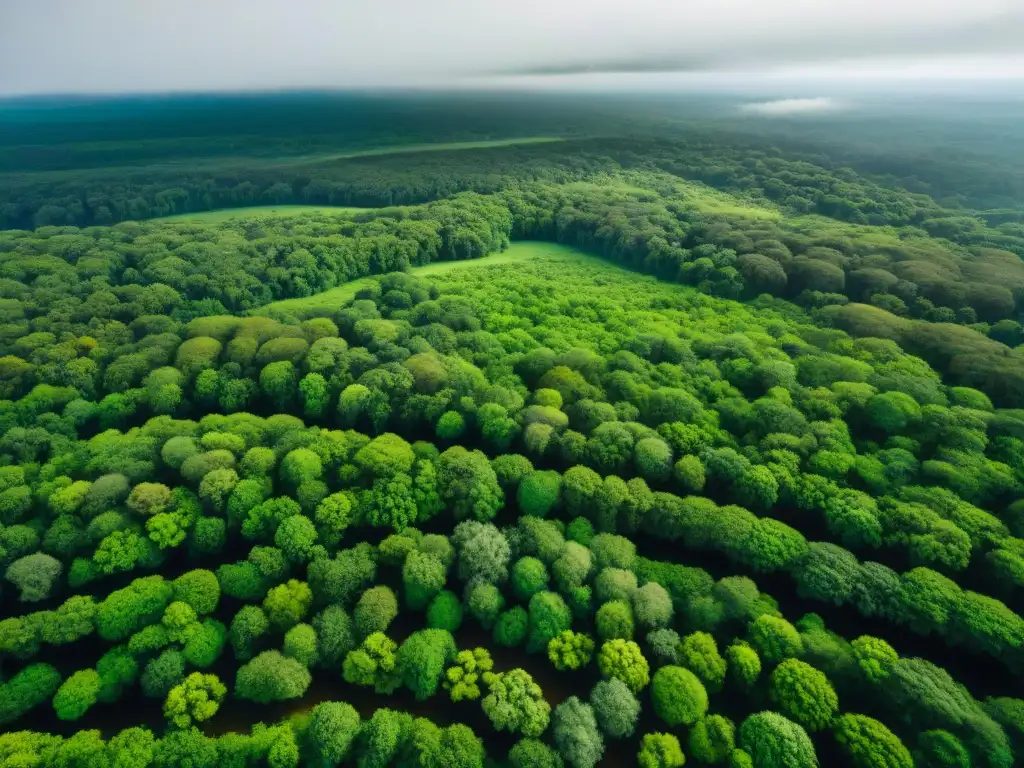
[437, 446, 504, 522]
[356, 708, 414, 768]
[0, 663, 62, 725]
[527, 591, 572, 653]
[395, 628, 457, 700]
[512, 556, 550, 600]
[229, 605, 269, 661]
[494, 606, 529, 647]
[466, 581, 505, 629]
[141, 650, 186, 699]
[97, 647, 139, 703]
[426, 589, 464, 632]
[915, 730, 972, 768]
[312, 605, 356, 667]
[96, 576, 174, 642]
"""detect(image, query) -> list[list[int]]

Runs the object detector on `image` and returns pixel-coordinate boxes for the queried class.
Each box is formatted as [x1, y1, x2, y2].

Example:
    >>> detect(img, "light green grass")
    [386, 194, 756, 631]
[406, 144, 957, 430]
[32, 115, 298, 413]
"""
[256, 242, 601, 319]
[668, 179, 781, 219]
[153, 205, 372, 224]
[685, 190, 780, 219]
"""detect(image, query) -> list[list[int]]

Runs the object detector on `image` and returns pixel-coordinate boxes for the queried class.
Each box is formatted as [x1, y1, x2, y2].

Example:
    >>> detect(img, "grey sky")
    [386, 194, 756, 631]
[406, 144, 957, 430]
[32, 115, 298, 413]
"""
[1, 0, 1023, 95]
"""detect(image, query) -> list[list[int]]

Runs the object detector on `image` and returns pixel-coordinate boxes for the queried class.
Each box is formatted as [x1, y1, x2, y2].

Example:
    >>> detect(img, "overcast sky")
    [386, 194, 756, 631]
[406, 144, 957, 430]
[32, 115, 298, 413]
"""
[2, 0, 1023, 96]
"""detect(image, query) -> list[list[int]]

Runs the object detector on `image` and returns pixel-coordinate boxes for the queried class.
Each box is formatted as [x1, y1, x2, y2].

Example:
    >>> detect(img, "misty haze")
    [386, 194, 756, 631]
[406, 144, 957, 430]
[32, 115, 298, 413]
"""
[0, 3, 1023, 768]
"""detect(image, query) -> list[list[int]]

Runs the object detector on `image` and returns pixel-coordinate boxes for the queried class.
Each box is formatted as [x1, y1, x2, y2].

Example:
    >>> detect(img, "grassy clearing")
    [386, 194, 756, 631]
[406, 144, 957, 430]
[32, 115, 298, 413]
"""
[317, 136, 562, 163]
[256, 242, 601, 319]
[564, 175, 781, 221]
[684, 189, 781, 219]
[669, 179, 781, 219]
[153, 205, 372, 224]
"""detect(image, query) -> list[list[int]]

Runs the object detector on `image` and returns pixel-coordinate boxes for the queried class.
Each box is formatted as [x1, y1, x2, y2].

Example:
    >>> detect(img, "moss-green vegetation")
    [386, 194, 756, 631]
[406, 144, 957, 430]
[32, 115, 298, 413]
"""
[153, 204, 372, 223]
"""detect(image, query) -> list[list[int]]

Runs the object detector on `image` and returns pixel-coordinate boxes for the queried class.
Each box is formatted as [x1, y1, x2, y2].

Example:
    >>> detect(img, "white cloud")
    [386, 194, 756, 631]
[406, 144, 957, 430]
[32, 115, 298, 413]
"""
[1, 0, 1023, 95]
[739, 97, 845, 116]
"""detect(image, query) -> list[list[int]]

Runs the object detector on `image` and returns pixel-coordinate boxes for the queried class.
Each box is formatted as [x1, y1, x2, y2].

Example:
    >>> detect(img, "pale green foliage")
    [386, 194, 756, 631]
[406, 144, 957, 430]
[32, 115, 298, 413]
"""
[598, 639, 650, 693]
[638, 733, 686, 768]
[444, 648, 494, 702]
[679, 631, 727, 693]
[552, 696, 605, 768]
[727, 641, 762, 688]
[548, 630, 595, 671]
[590, 677, 641, 739]
[163, 672, 226, 728]
[482, 668, 551, 737]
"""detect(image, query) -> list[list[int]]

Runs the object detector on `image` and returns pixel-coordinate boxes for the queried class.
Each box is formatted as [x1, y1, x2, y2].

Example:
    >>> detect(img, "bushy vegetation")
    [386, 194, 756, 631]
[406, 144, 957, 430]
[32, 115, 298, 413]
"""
[1, 98, 1023, 766]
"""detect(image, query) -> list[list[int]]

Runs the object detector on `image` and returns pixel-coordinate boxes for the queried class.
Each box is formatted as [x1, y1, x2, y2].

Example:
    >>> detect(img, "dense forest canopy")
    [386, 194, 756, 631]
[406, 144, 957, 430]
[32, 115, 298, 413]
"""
[1, 91, 1023, 768]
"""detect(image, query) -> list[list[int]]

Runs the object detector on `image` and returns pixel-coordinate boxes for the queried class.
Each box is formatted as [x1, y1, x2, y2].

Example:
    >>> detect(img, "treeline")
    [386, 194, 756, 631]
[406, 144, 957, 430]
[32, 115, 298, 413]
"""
[0, 193, 511, 337]
[0, 140, 604, 230]
[4, 134, 1024, 258]
[717, 106, 1024, 211]
[0, 701, 487, 766]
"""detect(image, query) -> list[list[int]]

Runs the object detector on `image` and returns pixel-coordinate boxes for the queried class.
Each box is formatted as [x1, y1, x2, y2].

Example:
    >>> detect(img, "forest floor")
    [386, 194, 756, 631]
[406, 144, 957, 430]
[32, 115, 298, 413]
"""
[255, 241, 605, 319]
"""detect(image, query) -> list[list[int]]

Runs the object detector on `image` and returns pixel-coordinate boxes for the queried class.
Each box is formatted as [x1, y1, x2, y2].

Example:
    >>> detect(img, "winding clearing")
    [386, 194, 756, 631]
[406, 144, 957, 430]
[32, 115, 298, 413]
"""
[256, 241, 604, 319]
